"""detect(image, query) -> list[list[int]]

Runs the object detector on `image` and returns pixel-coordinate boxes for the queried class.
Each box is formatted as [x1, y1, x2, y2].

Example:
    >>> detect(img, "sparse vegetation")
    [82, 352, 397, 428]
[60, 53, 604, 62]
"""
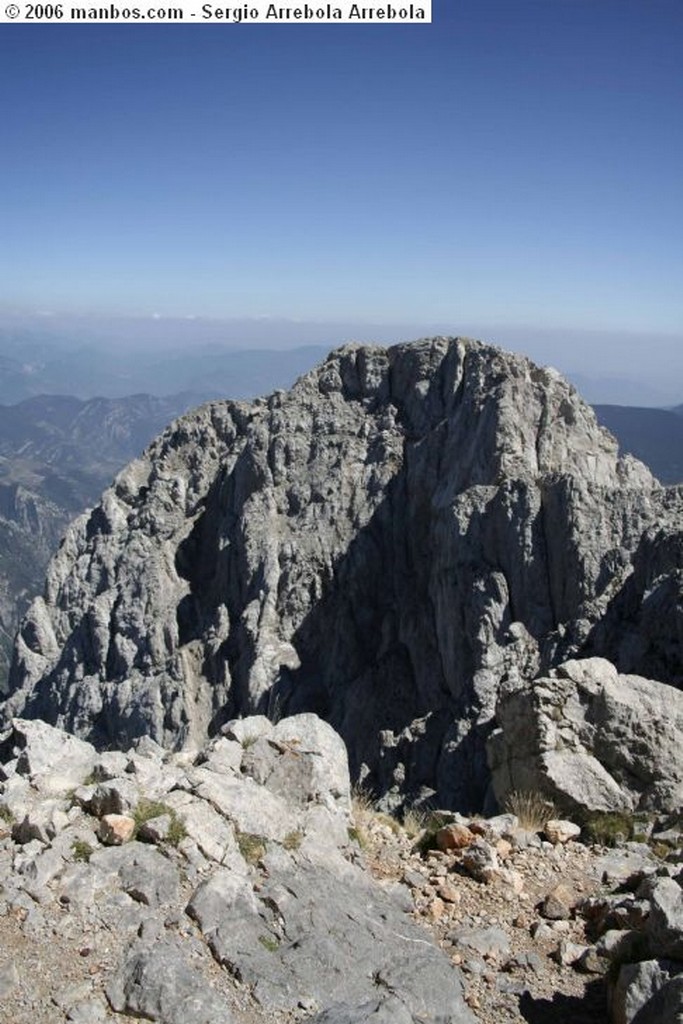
[347, 825, 367, 849]
[401, 806, 430, 839]
[503, 789, 556, 831]
[282, 829, 303, 851]
[350, 783, 375, 817]
[166, 814, 188, 848]
[0, 805, 13, 825]
[258, 934, 279, 952]
[236, 830, 267, 864]
[133, 798, 170, 830]
[133, 798, 187, 847]
[72, 839, 94, 863]
[580, 810, 638, 848]
[240, 734, 259, 750]
[349, 783, 379, 850]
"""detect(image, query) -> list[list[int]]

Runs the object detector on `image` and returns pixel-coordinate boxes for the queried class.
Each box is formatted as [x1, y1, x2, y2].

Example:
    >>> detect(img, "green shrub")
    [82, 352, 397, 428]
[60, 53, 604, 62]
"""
[134, 799, 170, 829]
[166, 814, 188, 848]
[72, 839, 94, 863]
[580, 811, 636, 848]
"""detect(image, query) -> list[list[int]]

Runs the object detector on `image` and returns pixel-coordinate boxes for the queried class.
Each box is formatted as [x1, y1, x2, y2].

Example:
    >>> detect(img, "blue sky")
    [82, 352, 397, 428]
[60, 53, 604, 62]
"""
[1, 1, 682, 337]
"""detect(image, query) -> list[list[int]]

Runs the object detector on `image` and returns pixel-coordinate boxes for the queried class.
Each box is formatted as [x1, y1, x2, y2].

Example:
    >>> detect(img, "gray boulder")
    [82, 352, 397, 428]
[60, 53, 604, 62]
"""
[1, 718, 97, 797]
[106, 939, 234, 1023]
[489, 657, 683, 814]
[90, 842, 180, 908]
[612, 959, 683, 1024]
[645, 877, 683, 959]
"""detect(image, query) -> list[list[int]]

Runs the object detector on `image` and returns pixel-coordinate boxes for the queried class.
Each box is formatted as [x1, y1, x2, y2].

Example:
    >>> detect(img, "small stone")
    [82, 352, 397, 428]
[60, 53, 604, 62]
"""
[551, 920, 571, 933]
[468, 820, 488, 837]
[554, 939, 589, 966]
[427, 897, 446, 921]
[495, 867, 524, 894]
[138, 815, 171, 844]
[462, 840, 499, 883]
[97, 814, 135, 846]
[0, 961, 19, 999]
[497, 977, 527, 995]
[576, 947, 609, 975]
[530, 921, 554, 942]
[450, 926, 511, 961]
[540, 883, 574, 920]
[67, 997, 108, 1023]
[509, 951, 542, 972]
[436, 823, 475, 852]
[544, 819, 581, 844]
[437, 881, 461, 904]
[495, 838, 513, 860]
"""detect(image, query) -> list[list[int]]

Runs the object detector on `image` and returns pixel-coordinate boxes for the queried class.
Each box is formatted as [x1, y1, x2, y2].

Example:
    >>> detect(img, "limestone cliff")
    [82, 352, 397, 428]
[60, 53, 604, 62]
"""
[3, 337, 681, 809]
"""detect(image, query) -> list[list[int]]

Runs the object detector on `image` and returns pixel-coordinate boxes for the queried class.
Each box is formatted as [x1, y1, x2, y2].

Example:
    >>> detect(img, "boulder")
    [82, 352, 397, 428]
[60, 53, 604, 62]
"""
[2, 718, 97, 797]
[489, 658, 683, 814]
[106, 939, 234, 1023]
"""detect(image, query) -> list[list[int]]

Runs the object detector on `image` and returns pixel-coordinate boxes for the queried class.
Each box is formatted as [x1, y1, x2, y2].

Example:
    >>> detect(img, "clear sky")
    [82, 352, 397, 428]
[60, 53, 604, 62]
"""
[1, 1, 682, 336]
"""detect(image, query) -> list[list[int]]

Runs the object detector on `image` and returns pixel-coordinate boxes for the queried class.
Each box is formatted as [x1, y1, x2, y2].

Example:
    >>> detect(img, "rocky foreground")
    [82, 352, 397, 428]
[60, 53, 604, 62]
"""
[1, 711, 682, 1024]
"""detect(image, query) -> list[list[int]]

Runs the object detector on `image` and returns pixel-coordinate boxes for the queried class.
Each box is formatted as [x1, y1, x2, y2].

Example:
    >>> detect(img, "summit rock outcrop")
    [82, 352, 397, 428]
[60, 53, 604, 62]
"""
[3, 337, 682, 809]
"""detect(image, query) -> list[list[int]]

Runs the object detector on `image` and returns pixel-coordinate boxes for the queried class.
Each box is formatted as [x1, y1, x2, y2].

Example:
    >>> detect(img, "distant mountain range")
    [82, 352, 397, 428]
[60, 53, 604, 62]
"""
[594, 404, 683, 485]
[0, 330, 329, 404]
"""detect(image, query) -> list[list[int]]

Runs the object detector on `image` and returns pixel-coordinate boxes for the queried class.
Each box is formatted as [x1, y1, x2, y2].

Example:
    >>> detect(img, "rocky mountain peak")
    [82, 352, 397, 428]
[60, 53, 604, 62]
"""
[2, 337, 680, 811]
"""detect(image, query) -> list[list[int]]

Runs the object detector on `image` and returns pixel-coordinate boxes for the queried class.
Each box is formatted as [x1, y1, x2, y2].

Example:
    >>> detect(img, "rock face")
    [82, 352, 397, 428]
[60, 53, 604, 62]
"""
[0, 392, 206, 692]
[3, 337, 682, 808]
[488, 657, 683, 814]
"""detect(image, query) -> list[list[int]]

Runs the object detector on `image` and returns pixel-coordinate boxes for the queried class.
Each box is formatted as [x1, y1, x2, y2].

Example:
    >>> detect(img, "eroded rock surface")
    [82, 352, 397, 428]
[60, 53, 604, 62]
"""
[4, 337, 682, 808]
[489, 657, 683, 814]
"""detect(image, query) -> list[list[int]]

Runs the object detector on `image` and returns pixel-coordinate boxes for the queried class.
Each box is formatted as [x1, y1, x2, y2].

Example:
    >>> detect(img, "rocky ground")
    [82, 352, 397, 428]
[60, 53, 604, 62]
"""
[0, 714, 681, 1024]
[355, 805, 673, 1024]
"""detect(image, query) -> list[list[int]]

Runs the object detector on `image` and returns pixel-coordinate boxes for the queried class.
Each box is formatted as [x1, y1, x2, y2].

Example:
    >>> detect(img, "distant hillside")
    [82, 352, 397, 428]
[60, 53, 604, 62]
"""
[0, 336, 329, 404]
[593, 404, 683, 485]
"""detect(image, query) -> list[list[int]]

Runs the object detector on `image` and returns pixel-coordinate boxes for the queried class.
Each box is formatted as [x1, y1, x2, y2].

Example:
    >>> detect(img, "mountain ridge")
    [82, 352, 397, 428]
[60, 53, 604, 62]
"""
[4, 337, 682, 811]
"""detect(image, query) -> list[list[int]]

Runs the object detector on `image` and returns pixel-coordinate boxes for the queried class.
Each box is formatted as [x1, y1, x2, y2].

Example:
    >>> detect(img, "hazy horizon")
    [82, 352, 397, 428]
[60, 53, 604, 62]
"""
[1, 306, 681, 407]
[2, 1, 682, 368]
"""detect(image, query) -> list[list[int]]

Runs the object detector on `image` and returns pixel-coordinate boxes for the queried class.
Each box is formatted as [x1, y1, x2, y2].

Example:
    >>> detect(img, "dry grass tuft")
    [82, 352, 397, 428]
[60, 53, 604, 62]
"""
[503, 789, 556, 832]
